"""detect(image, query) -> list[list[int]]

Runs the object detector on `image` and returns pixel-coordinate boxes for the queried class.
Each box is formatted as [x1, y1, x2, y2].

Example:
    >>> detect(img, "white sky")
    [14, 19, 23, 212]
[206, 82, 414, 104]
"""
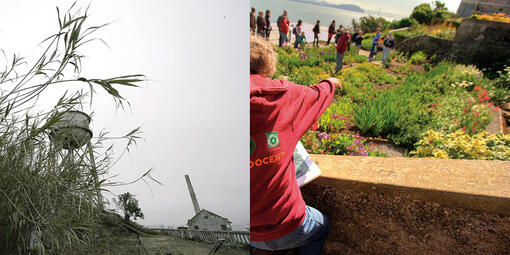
[0, 0, 248, 230]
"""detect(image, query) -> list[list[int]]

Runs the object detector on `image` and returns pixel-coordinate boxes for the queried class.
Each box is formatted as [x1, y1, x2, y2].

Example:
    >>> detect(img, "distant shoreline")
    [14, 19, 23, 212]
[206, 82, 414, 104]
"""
[288, 0, 364, 13]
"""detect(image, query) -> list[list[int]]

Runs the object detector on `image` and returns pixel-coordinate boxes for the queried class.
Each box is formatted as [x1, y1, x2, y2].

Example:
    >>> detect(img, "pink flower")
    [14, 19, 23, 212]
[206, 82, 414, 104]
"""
[462, 126, 467, 132]
[318, 132, 331, 140]
[474, 85, 481, 91]
[493, 106, 500, 112]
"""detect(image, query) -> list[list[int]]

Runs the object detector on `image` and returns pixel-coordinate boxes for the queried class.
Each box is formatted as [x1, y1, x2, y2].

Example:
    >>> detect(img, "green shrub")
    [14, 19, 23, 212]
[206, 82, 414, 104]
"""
[354, 92, 399, 136]
[409, 51, 427, 65]
[361, 37, 373, 50]
[318, 98, 353, 133]
[288, 66, 323, 85]
[411, 3, 433, 24]
[388, 17, 417, 29]
[412, 130, 510, 160]
[356, 15, 389, 33]
[301, 131, 386, 156]
[430, 91, 492, 134]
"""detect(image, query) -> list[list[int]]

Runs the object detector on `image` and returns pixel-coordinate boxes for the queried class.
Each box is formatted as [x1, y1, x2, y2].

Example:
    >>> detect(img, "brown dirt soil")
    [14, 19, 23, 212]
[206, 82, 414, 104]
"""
[83, 234, 249, 255]
[301, 182, 510, 255]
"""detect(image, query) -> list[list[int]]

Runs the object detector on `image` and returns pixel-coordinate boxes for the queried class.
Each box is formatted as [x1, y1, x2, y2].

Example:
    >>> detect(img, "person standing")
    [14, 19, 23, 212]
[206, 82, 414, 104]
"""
[250, 34, 338, 255]
[368, 28, 381, 62]
[265, 10, 272, 40]
[293, 20, 302, 49]
[334, 25, 343, 44]
[351, 27, 363, 54]
[327, 20, 335, 45]
[279, 13, 290, 47]
[381, 32, 395, 65]
[312, 20, 320, 47]
[250, 7, 256, 35]
[256, 11, 266, 37]
[277, 10, 289, 47]
[336, 28, 351, 72]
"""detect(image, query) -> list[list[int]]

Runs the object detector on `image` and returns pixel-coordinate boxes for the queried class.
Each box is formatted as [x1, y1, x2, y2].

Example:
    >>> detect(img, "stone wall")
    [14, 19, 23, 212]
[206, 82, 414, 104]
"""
[394, 35, 453, 59]
[395, 18, 510, 68]
[452, 18, 510, 67]
[301, 155, 510, 255]
[457, 0, 510, 17]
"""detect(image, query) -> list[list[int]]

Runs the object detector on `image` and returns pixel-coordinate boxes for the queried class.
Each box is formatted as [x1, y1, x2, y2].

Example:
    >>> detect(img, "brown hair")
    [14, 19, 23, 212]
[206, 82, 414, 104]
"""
[250, 35, 277, 77]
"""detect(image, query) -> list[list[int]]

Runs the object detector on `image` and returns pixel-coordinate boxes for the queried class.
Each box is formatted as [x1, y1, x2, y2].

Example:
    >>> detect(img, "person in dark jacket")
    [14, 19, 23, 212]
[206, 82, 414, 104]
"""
[265, 10, 272, 39]
[334, 25, 343, 44]
[312, 20, 320, 47]
[381, 32, 395, 65]
[256, 11, 266, 37]
[327, 20, 335, 45]
[293, 20, 302, 49]
[250, 7, 256, 35]
[351, 27, 363, 53]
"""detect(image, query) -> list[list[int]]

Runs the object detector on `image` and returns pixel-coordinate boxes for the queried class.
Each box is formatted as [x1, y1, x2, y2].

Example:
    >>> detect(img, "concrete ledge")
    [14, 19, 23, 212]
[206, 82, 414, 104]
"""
[310, 155, 510, 215]
[302, 155, 510, 254]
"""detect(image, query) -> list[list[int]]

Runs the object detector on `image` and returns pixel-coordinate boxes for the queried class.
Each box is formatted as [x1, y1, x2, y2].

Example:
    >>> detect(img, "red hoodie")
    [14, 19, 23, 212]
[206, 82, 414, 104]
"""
[250, 74, 335, 241]
[280, 17, 290, 34]
[336, 33, 351, 54]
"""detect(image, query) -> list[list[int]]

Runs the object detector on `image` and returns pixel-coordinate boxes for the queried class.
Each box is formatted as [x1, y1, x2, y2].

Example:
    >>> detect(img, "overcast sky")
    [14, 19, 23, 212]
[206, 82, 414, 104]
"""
[0, 0, 248, 230]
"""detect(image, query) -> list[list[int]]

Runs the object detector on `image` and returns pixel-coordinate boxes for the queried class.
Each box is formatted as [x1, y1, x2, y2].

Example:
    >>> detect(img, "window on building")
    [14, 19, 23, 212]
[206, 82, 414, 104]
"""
[221, 225, 228, 231]
[194, 225, 199, 230]
[204, 215, 209, 219]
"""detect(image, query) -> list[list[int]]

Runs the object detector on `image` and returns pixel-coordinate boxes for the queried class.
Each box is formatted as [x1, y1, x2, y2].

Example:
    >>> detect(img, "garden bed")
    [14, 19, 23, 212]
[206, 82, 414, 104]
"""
[274, 45, 510, 160]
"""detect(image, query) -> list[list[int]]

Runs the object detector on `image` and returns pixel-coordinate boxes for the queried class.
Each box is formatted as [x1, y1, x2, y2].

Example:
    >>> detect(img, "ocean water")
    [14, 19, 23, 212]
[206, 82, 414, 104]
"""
[251, 0, 396, 41]
[251, 0, 367, 28]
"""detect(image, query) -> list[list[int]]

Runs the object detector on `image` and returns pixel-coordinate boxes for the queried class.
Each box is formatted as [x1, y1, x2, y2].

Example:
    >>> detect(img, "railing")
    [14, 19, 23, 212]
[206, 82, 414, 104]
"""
[152, 228, 250, 247]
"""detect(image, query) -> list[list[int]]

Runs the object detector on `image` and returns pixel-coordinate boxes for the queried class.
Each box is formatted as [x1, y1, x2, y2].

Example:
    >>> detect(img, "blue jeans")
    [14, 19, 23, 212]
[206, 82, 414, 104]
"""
[294, 36, 300, 49]
[250, 206, 330, 255]
[381, 46, 391, 64]
[336, 52, 344, 72]
[368, 43, 377, 61]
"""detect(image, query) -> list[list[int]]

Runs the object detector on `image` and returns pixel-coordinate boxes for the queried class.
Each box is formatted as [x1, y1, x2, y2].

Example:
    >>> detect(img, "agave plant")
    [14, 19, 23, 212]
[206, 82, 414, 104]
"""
[0, 3, 151, 253]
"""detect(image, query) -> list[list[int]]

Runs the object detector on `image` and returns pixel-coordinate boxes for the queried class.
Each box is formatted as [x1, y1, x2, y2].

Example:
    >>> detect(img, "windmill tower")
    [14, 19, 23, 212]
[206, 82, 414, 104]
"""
[184, 175, 232, 231]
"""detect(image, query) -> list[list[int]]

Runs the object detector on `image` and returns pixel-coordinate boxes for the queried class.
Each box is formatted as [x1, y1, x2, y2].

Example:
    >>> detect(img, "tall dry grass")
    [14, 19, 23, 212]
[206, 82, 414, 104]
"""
[0, 3, 150, 253]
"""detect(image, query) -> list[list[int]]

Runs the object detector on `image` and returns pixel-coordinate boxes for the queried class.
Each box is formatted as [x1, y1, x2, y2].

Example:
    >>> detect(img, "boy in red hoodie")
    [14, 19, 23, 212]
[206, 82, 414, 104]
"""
[250, 35, 341, 254]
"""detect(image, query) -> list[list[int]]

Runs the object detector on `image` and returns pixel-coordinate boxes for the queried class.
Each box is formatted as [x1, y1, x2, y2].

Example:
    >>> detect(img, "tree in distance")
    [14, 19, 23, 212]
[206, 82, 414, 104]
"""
[114, 192, 145, 222]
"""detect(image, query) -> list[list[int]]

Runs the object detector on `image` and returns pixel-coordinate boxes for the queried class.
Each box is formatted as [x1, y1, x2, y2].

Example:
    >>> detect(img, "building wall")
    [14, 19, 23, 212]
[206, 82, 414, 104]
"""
[457, 0, 510, 17]
[188, 211, 232, 231]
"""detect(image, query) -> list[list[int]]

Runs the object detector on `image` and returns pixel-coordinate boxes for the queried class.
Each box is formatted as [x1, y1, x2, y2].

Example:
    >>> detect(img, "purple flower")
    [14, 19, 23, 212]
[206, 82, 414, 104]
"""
[318, 132, 331, 140]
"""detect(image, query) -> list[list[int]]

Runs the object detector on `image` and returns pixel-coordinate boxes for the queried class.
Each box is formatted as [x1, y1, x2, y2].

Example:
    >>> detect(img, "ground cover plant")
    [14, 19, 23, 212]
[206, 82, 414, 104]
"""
[471, 12, 510, 23]
[412, 130, 510, 160]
